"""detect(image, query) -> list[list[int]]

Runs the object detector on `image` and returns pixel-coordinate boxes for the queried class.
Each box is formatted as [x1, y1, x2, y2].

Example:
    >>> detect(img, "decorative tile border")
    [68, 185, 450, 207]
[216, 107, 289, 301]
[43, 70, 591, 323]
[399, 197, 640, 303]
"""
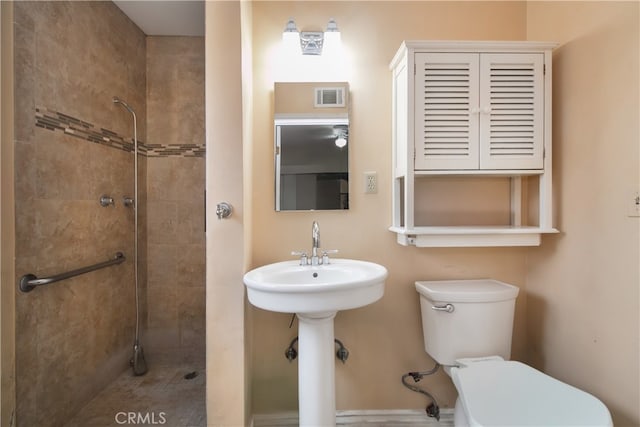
[35, 107, 205, 158]
[144, 144, 206, 157]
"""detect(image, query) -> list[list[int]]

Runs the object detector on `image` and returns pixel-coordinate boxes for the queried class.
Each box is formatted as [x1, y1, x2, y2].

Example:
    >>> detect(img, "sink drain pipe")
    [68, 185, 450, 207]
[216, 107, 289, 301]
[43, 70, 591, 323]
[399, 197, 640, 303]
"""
[401, 362, 441, 421]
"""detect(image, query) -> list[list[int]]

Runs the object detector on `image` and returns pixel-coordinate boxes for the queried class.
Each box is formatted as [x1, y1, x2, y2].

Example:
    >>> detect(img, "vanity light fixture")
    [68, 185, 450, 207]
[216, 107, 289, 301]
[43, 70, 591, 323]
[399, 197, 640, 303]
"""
[283, 18, 341, 55]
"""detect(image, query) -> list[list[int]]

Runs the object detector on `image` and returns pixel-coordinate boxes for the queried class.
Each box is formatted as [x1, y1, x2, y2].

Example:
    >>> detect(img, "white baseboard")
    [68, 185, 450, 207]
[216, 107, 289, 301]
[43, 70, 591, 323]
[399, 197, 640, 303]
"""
[252, 408, 455, 426]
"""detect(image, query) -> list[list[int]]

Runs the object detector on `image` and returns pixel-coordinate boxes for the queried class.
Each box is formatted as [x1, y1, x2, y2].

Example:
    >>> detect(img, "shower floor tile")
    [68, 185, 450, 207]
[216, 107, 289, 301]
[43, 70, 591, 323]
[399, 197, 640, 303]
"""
[65, 355, 205, 427]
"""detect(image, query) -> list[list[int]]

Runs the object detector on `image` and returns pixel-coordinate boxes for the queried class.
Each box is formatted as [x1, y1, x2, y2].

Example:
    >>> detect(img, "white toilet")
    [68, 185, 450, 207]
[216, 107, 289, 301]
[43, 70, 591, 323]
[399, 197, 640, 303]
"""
[416, 279, 612, 427]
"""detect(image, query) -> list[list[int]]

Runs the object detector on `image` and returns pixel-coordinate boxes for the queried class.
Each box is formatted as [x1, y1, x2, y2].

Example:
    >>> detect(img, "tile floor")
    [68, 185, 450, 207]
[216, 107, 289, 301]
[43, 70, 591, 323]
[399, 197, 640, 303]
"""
[65, 352, 205, 427]
[65, 352, 452, 427]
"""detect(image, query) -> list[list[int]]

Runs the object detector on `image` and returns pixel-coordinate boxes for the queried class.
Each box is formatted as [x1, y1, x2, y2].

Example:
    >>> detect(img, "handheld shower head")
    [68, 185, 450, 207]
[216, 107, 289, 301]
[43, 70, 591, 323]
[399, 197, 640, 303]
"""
[113, 96, 135, 115]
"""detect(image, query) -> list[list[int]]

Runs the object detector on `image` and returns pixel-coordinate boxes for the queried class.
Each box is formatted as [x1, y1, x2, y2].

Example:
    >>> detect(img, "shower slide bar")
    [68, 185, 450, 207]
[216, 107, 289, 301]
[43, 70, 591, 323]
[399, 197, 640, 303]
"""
[19, 252, 126, 293]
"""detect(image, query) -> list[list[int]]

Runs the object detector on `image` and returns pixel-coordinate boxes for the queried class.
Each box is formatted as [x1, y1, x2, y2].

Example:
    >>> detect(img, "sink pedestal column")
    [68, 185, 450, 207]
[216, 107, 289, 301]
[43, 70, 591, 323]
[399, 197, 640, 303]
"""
[297, 311, 337, 427]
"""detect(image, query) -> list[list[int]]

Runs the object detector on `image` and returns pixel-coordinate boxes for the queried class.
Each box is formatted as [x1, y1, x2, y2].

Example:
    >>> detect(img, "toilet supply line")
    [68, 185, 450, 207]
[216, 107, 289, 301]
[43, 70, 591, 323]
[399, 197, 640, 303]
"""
[401, 362, 441, 421]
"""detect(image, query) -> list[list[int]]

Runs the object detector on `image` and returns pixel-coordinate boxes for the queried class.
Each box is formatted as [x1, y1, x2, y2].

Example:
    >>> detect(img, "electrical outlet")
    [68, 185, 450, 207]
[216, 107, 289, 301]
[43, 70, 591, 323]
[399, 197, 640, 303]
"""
[364, 172, 377, 194]
[628, 191, 640, 217]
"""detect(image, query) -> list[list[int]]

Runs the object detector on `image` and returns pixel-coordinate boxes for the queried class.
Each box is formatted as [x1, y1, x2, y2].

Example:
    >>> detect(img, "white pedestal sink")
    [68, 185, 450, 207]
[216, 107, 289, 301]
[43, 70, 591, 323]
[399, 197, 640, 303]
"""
[243, 259, 388, 427]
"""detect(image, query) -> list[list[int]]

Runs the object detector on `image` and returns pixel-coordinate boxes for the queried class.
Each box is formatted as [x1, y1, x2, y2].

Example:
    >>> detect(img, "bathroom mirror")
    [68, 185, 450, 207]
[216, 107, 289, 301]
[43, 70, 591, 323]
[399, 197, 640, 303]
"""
[274, 82, 350, 211]
[275, 118, 349, 211]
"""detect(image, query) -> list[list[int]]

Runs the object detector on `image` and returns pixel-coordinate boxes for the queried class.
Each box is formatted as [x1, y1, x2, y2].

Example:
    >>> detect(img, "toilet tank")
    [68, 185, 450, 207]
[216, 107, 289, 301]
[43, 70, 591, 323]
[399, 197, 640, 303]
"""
[415, 279, 519, 366]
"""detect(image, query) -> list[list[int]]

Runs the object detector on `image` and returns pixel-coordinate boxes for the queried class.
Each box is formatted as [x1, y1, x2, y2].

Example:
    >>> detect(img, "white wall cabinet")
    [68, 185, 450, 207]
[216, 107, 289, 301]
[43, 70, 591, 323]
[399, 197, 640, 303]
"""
[390, 41, 558, 247]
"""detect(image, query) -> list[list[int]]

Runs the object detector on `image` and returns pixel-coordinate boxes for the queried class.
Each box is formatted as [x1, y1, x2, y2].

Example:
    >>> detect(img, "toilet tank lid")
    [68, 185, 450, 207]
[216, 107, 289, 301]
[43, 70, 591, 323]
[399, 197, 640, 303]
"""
[415, 279, 519, 303]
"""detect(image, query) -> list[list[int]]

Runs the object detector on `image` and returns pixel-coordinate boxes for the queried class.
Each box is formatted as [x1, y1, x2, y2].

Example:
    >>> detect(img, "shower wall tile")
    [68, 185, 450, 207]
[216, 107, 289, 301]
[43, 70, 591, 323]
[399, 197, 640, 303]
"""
[146, 157, 205, 353]
[147, 243, 178, 287]
[179, 287, 206, 348]
[147, 200, 178, 245]
[138, 156, 149, 332]
[147, 156, 205, 200]
[13, 20, 35, 144]
[26, 1, 147, 141]
[147, 286, 179, 328]
[176, 244, 206, 288]
[147, 37, 205, 148]
[14, 141, 36, 201]
[15, 24, 207, 427]
[146, 36, 205, 356]
[177, 202, 206, 245]
[13, 2, 147, 426]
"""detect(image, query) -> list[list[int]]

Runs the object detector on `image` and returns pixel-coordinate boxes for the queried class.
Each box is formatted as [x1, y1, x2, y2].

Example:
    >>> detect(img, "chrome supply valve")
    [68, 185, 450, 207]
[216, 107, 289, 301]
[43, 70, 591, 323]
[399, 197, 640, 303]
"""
[334, 339, 349, 364]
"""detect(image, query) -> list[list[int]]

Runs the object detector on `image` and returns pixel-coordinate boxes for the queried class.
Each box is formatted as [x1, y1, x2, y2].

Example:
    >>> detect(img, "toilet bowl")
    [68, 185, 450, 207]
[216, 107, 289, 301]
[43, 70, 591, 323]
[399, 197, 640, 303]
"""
[416, 280, 612, 427]
[451, 357, 612, 426]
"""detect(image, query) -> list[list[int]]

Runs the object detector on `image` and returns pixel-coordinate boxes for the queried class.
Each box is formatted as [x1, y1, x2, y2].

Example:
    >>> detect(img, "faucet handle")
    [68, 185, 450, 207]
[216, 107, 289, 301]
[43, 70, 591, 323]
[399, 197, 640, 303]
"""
[291, 251, 308, 266]
[321, 249, 339, 265]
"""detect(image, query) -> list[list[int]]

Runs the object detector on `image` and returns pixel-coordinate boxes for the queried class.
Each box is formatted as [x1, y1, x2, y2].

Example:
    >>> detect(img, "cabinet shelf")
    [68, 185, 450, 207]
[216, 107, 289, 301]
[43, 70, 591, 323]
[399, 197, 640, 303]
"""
[411, 169, 544, 177]
[390, 226, 559, 248]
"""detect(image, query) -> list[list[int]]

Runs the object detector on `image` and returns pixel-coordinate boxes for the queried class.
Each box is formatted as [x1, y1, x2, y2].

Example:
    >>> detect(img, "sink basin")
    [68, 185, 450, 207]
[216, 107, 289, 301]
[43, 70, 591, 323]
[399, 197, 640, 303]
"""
[243, 259, 388, 314]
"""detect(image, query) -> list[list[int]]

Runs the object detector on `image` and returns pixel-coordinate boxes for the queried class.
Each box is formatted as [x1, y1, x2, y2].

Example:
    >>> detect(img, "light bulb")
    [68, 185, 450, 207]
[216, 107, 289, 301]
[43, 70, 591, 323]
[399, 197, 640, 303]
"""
[282, 18, 301, 54]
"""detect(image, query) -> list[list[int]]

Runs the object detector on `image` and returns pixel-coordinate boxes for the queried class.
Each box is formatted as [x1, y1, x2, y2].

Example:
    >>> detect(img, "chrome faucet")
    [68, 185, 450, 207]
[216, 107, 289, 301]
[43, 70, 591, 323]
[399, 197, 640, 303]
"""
[311, 221, 321, 264]
[291, 221, 338, 266]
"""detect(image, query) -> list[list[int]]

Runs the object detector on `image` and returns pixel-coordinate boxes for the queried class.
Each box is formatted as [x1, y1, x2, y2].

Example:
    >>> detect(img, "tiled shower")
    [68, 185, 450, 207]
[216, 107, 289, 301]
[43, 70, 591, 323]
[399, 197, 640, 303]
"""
[12, 2, 205, 425]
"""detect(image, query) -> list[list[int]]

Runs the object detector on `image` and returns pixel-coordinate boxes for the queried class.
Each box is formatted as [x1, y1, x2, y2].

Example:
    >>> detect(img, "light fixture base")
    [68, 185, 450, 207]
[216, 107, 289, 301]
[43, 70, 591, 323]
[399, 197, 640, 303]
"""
[300, 31, 324, 55]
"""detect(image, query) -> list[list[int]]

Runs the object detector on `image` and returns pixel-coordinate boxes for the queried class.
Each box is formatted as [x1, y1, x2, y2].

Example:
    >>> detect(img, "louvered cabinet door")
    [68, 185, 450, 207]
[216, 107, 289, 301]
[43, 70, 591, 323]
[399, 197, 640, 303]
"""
[414, 53, 480, 170]
[479, 53, 544, 170]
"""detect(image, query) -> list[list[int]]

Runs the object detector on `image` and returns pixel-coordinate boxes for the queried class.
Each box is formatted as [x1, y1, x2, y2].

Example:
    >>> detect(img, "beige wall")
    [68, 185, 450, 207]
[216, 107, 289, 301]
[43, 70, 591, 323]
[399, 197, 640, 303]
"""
[145, 36, 206, 362]
[249, 1, 530, 414]
[248, 1, 640, 421]
[241, 0, 255, 423]
[526, 2, 640, 426]
[12, 2, 146, 425]
[205, 2, 248, 426]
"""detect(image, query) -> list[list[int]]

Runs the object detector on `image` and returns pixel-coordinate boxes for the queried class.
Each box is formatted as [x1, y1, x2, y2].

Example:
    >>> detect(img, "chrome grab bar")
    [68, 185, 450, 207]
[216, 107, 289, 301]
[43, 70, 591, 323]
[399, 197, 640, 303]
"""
[19, 252, 126, 293]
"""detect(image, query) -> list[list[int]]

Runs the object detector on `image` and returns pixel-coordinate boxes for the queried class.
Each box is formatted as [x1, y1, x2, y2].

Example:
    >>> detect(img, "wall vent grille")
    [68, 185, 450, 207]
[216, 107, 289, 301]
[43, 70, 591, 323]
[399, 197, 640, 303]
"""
[314, 87, 345, 107]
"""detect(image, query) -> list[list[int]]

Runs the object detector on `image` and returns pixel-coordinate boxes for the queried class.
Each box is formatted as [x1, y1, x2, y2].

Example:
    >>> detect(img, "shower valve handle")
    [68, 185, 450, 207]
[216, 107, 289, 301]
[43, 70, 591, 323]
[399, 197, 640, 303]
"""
[100, 195, 115, 207]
